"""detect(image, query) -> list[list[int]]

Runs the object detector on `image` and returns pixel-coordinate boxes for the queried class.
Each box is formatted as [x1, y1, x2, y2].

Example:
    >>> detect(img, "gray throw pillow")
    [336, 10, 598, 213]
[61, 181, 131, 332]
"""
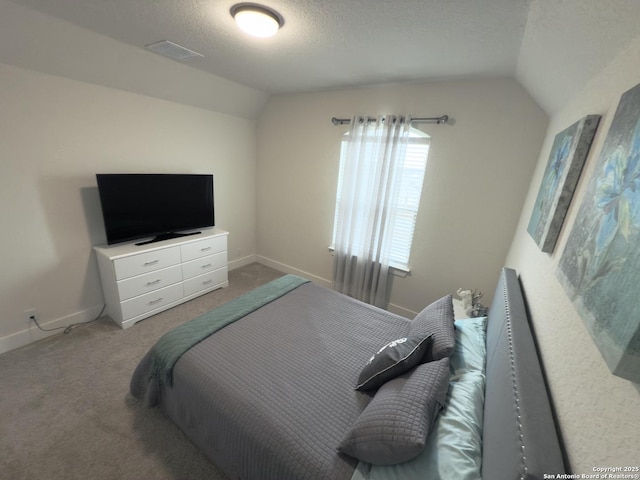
[339, 357, 450, 465]
[409, 294, 455, 361]
[355, 334, 432, 391]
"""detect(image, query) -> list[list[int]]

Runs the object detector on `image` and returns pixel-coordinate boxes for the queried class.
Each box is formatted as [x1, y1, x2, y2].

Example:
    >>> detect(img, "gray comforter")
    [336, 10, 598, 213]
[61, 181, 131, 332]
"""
[131, 281, 411, 480]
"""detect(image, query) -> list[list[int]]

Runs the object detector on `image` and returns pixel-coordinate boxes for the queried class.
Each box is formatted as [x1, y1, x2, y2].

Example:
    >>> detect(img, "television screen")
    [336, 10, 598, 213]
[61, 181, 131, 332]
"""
[96, 173, 214, 245]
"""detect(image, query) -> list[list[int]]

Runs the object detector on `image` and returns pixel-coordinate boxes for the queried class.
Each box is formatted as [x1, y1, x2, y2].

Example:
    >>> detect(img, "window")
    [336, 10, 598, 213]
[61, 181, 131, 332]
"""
[332, 127, 430, 271]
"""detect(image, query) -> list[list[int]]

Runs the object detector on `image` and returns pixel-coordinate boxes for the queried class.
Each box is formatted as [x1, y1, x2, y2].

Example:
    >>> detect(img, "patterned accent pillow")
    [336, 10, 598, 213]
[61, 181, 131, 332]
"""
[409, 295, 455, 361]
[355, 334, 433, 391]
[339, 357, 450, 465]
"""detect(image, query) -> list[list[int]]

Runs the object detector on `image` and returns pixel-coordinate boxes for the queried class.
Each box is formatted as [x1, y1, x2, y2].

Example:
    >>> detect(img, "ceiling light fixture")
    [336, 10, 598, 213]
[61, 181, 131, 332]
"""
[230, 3, 284, 38]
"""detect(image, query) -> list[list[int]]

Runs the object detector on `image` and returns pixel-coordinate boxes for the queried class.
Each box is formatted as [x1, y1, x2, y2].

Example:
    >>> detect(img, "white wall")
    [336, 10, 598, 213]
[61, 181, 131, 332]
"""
[506, 34, 640, 472]
[256, 78, 547, 315]
[515, 0, 640, 115]
[0, 0, 268, 119]
[0, 62, 257, 351]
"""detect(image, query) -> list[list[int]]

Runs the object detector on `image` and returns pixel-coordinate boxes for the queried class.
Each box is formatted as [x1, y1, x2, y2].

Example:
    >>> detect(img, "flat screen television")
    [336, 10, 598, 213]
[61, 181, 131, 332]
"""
[96, 173, 214, 245]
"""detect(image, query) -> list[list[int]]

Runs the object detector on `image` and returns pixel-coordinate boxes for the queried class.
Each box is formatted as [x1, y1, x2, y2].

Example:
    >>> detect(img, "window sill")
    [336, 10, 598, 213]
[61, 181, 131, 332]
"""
[327, 246, 410, 277]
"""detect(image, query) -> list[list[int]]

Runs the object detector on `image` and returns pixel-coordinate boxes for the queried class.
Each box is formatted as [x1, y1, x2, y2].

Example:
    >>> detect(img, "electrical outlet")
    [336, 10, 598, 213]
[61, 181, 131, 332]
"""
[24, 308, 36, 324]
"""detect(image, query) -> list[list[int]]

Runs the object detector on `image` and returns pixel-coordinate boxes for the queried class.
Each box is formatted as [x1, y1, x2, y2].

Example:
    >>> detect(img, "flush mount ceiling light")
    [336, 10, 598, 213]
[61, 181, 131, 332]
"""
[230, 3, 284, 38]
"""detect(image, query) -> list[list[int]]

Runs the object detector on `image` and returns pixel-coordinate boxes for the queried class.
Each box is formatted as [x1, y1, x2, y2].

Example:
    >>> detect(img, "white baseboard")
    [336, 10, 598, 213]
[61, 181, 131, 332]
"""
[0, 257, 418, 355]
[255, 255, 333, 288]
[254, 255, 417, 318]
[0, 304, 107, 355]
[228, 254, 259, 271]
[388, 303, 418, 318]
[1, 256, 255, 356]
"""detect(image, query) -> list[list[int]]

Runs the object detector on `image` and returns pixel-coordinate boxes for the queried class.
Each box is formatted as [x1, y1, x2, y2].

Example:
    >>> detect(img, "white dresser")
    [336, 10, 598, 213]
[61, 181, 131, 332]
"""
[94, 227, 228, 329]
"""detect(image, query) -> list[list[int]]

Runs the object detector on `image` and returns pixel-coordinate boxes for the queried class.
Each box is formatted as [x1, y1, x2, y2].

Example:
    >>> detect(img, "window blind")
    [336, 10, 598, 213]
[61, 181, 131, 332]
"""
[332, 130, 430, 271]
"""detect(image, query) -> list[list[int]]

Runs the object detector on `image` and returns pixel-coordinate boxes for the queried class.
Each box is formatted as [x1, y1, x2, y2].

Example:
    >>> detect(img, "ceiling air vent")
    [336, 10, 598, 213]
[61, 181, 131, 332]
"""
[145, 40, 204, 61]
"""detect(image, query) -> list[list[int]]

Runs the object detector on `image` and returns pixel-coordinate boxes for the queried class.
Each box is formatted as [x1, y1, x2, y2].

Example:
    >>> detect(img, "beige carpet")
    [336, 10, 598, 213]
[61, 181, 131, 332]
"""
[0, 263, 284, 480]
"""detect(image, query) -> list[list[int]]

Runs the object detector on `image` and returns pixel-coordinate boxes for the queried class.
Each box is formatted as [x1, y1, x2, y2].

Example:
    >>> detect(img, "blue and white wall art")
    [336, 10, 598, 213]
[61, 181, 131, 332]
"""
[557, 83, 640, 383]
[528, 115, 600, 253]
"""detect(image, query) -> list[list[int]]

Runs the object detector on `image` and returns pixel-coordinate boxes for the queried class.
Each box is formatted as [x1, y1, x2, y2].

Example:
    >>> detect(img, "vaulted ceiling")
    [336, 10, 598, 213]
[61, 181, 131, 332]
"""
[1, 0, 638, 117]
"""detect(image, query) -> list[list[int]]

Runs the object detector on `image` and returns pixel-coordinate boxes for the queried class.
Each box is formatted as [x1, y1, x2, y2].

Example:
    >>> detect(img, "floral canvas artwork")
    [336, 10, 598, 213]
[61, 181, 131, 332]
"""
[557, 83, 640, 383]
[528, 115, 600, 252]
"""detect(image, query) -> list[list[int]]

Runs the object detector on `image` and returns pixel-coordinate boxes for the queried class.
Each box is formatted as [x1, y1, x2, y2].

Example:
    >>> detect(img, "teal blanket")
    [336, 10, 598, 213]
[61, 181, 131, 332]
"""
[149, 274, 310, 386]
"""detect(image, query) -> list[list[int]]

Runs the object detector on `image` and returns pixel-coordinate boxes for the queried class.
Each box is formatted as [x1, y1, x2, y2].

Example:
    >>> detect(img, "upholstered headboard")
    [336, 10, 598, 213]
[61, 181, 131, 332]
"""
[482, 268, 566, 479]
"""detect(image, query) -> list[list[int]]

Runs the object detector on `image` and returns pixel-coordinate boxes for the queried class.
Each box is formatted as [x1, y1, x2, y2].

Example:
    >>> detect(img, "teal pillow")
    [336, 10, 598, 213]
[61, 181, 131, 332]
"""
[450, 317, 487, 377]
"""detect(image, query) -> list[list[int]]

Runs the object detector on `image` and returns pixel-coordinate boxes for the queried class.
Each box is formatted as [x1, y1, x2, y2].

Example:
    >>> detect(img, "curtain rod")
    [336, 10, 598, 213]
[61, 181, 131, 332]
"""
[331, 115, 450, 126]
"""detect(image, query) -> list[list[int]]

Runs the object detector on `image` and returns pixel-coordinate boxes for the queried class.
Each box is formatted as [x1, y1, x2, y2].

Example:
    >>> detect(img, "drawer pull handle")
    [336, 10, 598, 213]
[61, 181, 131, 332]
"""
[202, 279, 213, 285]
[200, 247, 212, 251]
[146, 279, 161, 286]
[143, 260, 159, 266]
[148, 297, 163, 305]
[201, 263, 212, 269]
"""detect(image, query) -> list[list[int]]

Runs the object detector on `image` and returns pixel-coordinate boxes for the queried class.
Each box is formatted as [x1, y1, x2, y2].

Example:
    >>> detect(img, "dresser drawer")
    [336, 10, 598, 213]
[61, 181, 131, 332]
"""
[114, 246, 181, 280]
[117, 264, 182, 301]
[181, 235, 227, 262]
[120, 283, 183, 320]
[184, 267, 228, 297]
[182, 252, 227, 280]
[94, 227, 229, 328]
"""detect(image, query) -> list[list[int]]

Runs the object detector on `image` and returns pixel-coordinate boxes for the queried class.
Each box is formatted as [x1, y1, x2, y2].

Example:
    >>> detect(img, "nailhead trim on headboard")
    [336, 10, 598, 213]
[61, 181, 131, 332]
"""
[483, 268, 565, 479]
[503, 276, 528, 480]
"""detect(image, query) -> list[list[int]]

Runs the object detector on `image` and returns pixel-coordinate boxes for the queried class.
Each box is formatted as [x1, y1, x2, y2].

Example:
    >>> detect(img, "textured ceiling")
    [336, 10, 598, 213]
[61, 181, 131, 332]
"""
[516, 0, 640, 114]
[2, 0, 532, 94]
[2, 0, 638, 117]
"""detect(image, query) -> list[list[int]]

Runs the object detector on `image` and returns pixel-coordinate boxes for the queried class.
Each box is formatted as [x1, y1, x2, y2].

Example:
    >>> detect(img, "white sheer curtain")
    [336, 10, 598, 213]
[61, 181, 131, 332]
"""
[333, 115, 410, 307]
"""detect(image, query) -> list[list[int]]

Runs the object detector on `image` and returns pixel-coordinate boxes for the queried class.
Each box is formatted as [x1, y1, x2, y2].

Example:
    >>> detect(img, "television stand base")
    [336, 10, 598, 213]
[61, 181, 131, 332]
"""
[135, 231, 201, 246]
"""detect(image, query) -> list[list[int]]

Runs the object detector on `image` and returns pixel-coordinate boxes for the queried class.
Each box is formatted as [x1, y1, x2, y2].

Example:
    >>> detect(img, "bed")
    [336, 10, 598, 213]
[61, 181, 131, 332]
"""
[130, 267, 566, 479]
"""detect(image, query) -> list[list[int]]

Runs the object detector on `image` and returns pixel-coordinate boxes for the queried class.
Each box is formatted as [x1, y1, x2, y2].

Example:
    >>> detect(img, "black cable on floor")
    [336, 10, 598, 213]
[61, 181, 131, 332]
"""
[30, 304, 107, 334]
